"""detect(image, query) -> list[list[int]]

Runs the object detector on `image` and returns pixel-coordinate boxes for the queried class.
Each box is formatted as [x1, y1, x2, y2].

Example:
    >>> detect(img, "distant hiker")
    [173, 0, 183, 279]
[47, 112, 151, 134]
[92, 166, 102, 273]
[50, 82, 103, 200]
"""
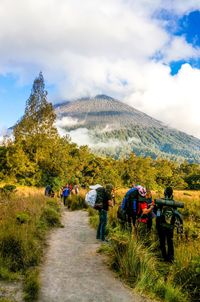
[63, 184, 70, 207]
[45, 185, 52, 197]
[96, 184, 114, 242]
[69, 184, 73, 192]
[155, 187, 184, 262]
[74, 184, 79, 195]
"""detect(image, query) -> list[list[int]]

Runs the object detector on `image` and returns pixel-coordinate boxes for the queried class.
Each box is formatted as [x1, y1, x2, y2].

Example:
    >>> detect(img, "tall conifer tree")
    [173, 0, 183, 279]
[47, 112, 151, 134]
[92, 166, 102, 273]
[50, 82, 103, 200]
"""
[14, 72, 57, 140]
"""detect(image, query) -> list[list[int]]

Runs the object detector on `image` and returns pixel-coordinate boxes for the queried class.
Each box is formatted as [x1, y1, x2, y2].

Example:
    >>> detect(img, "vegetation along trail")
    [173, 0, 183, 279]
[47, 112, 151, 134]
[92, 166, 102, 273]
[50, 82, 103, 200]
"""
[39, 210, 149, 302]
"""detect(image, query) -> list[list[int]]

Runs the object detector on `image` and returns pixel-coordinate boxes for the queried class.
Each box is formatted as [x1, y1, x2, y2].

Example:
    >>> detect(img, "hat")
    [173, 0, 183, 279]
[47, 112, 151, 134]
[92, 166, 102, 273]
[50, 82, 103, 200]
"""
[136, 185, 147, 197]
[105, 183, 114, 191]
[89, 184, 103, 190]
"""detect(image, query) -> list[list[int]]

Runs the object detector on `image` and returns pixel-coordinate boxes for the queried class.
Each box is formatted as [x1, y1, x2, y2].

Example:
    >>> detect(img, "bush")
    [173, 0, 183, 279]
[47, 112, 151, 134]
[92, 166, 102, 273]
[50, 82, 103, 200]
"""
[172, 255, 200, 301]
[0, 184, 17, 197]
[0, 234, 25, 271]
[0, 232, 41, 272]
[41, 206, 61, 227]
[16, 212, 30, 224]
[23, 268, 39, 302]
[69, 194, 87, 210]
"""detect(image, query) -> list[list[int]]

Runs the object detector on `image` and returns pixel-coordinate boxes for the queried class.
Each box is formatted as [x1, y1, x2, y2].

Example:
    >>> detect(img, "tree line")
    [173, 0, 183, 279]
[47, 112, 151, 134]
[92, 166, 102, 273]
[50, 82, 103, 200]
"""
[0, 73, 199, 191]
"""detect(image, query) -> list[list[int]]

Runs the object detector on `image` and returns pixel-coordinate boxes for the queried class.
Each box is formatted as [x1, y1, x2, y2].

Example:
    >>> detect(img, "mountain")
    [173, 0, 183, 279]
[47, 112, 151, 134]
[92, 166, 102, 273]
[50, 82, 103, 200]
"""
[54, 95, 200, 162]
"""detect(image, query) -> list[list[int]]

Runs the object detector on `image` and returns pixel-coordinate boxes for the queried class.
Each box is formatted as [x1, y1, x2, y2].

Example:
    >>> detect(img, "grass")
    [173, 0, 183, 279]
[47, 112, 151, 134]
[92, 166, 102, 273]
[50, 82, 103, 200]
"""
[63, 191, 87, 210]
[88, 189, 200, 302]
[0, 185, 62, 301]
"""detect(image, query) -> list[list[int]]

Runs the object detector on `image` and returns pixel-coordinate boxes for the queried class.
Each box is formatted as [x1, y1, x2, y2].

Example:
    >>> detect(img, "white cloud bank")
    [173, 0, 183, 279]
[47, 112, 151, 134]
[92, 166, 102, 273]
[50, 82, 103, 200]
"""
[0, 0, 200, 138]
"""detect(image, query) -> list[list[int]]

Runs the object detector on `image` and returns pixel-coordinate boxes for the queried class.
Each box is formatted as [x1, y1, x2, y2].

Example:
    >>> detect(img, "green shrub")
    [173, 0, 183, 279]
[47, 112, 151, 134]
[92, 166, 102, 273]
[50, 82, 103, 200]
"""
[41, 206, 61, 227]
[69, 194, 87, 210]
[0, 257, 20, 281]
[0, 230, 41, 272]
[0, 184, 17, 197]
[46, 199, 60, 212]
[0, 234, 25, 271]
[172, 255, 200, 301]
[16, 212, 30, 224]
[89, 214, 99, 229]
[23, 268, 39, 302]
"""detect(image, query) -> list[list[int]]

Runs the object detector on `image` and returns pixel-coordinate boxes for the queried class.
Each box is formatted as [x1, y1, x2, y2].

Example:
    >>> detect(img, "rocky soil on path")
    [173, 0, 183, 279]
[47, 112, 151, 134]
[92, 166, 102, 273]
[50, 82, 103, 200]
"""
[39, 210, 151, 302]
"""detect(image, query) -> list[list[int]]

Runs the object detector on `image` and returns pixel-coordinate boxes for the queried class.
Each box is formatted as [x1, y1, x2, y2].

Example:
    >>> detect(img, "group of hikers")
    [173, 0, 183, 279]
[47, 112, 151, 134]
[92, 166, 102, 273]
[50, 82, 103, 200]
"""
[45, 183, 79, 207]
[86, 183, 184, 263]
[45, 181, 184, 263]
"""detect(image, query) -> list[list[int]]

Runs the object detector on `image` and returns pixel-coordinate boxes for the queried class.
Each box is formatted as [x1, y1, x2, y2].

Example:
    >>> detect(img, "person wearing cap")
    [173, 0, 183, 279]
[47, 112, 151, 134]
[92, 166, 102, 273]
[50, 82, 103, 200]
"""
[136, 186, 154, 242]
[96, 183, 113, 242]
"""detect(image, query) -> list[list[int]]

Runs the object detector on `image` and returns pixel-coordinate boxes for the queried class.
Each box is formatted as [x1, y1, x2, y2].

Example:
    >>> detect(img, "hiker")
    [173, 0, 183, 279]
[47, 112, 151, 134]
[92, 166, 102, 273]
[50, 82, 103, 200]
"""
[96, 184, 114, 242]
[155, 187, 183, 262]
[63, 184, 70, 207]
[136, 186, 154, 242]
[74, 184, 79, 195]
[69, 183, 73, 192]
[120, 184, 145, 231]
[45, 185, 52, 197]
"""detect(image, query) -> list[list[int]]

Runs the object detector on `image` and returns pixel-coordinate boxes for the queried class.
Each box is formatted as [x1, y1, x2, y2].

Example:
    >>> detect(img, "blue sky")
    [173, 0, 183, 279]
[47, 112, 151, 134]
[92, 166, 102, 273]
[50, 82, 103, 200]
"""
[0, 0, 200, 139]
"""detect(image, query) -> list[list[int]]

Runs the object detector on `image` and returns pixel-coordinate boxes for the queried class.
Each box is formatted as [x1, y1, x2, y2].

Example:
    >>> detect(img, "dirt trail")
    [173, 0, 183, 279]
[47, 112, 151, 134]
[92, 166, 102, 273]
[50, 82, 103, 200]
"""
[39, 210, 149, 302]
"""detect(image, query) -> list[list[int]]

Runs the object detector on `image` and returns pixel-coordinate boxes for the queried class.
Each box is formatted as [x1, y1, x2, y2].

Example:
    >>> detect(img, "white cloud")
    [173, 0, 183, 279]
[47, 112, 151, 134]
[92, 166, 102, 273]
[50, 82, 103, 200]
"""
[62, 127, 123, 149]
[0, 0, 200, 138]
[163, 36, 200, 62]
[55, 116, 79, 128]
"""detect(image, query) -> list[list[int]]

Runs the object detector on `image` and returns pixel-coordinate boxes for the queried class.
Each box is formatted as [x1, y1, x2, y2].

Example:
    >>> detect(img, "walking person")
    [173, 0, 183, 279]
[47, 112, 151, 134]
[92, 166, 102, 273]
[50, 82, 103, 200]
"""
[136, 188, 154, 243]
[96, 184, 113, 242]
[63, 184, 70, 207]
[155, 187, 183, 262]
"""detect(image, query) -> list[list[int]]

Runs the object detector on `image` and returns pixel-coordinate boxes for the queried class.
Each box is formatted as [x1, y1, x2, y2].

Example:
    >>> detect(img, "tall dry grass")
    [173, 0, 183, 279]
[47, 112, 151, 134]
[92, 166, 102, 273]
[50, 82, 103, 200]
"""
[0, 185, 61, 301]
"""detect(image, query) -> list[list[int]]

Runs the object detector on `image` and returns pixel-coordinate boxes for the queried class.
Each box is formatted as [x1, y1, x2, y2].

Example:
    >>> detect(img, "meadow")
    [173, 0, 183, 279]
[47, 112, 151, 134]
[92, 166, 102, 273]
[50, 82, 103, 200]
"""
[0, 185, 62, 302]
[0, 186, 199, 302]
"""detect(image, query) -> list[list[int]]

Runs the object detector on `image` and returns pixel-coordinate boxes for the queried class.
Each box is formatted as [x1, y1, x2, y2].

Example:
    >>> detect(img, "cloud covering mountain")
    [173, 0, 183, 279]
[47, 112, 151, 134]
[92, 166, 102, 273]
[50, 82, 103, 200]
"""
[55, 95, 200, 162]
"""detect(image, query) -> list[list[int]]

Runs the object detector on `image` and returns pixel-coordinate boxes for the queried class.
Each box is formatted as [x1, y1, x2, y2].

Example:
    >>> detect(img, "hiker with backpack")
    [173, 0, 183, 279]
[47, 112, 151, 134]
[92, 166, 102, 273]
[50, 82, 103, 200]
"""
[63, 184, 70, 207]
[96, 184, 114, 242]
[119, 185, 146, 230]
[45, 185, 52, 197]
[136, 186, 154, 242]
[155, 187, 184, 262]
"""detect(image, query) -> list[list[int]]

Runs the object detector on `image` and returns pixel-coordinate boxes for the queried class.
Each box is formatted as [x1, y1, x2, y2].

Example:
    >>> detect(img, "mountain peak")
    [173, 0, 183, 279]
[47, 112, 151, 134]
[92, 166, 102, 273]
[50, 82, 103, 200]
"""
[54, 95, 200, 162]
[94, 94, 116, 101]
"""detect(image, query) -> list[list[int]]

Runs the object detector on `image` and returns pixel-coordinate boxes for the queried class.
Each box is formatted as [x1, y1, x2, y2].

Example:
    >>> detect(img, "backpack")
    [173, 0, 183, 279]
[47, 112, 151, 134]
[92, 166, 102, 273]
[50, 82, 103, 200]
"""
[85, 187, 106, 210]
[85, 189, 97, 207]
[121, 188, 139, 217]
[93, 187, 106, 210]
[160, 206, 183, 233]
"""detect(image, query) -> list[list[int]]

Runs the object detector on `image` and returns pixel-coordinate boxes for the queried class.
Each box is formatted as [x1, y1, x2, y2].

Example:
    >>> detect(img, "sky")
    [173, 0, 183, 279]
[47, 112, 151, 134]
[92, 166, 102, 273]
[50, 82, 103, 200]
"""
[0, 0, 200, 139]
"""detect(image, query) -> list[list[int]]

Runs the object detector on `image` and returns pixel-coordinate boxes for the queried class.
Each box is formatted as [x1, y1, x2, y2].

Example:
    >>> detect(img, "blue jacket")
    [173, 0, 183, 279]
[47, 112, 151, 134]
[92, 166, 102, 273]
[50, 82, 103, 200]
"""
[63, 188, 70, 197]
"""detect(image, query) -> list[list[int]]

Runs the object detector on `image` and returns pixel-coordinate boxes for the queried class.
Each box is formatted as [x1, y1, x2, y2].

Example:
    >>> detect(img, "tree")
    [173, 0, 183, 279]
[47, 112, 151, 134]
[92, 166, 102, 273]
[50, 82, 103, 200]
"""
[12, 72, 60, 184]
[14, 72, 57, 141]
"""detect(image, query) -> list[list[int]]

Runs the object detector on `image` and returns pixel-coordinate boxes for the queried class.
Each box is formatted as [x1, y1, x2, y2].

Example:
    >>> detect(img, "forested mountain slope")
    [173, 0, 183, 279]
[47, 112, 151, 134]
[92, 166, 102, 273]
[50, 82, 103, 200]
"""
[55, 95, 200, 162]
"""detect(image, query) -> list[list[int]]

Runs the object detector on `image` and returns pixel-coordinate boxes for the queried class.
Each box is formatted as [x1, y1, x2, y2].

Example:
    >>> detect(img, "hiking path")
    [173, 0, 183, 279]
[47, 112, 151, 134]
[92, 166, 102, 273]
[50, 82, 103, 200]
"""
[39, 209, 150, 302]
